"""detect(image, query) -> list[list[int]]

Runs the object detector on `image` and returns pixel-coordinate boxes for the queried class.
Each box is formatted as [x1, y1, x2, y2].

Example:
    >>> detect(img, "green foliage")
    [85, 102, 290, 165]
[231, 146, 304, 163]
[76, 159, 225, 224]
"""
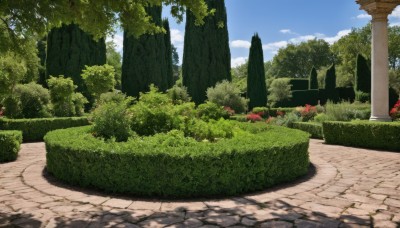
[268, 108, 296, 117]
[231, 61, 248, 93]
[337, 87, 356, 103]
[355, 91, 370, 103]
[0, 52, 27, 101]
[0, 117, 89, 142]
[323, 121, 400, 151]
[185, 118, 234, 142]
[167, 85, 191, 104]
[314, 113, 332, 123]
[172, 45, 180, 82]
[46, 24, 106, 96]
[0, 131, 23, 162]
[309, 67, 318, 90]
[197, 102, 229, 121]
[48, 76, 76, 117]
[268, 78, 292, 107]
[97, 91, 131, 107]
[289, 79, 309, 91]
[72, 93, 88, 116]
[183, 0, 231, 104]
[206, 80, 248, 113]
[247, 34, 267, 110]
[82, 64, 116, 99]
[91, 99, 133, 142]
[292, 122, 323, 139]
[44, 124, 310, 197]
[4, 83, 52, 118]
[122, 6, 168, 97]
[269, 39, 334, 78]
[324, 101, 370, 121]
[325, 64, 338, 102]
[163, 19, 174, 89]
[270, 112, 302, 128]
[106, 41, 122, 90]
[355, 54, 371, 103]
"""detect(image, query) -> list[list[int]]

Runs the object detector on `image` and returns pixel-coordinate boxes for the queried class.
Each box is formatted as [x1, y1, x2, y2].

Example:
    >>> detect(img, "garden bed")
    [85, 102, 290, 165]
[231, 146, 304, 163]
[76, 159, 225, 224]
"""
[0, 117, 89, 142]
[0, 131, 23, 162]
[323, 121, 400, 151]
[45, 123, 310, 198]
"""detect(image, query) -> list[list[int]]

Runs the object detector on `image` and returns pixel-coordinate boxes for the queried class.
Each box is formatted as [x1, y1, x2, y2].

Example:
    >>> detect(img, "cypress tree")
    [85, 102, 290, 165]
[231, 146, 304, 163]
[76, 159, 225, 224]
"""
[247, 34, 267, 110]
[325, 64, 337, 102]
[37, 37, 47, 87]
[355, 54, 371, 93]
[163, 19, 174, 89]
[122, 6, 168, 97]
[309, 67, 318, 90]
[182, 0, 231, 104]
[46, 24, 106, 94]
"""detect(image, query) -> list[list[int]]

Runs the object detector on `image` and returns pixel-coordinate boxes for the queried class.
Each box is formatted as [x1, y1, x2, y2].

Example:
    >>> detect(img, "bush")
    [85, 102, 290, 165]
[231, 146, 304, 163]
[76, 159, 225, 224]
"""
[390, 100, 400, 120]
[292, 122, 323, 139]
[355, 91, 370, 103]
[246, 113, 263, 122]
[295, 104, 317, 122]
[4, 83, 52, 118]
[44, 123, 310, 198]
[167, 85, 191, 104]
[269, 78, 292, 107]
[323, 121, 400, 151]
[197, 102, 229, 121]
[72, 92, 88, 116]
[96, 91, 130, 107]
[314, 113, 331, 123]
[48, 76, 77, 117]
[207, 80, 248, 113]
[268, 108, 295, 117]
[0, 53, 27, 101]
[270, 112, 302, 128]
[325, 101, 370, 121]
[185, 118, 234, 142]
[0, 131, 23, 162]
[0, 117, 89, 142]
[91, 99, 133, 142]
[82, 64, 116, 99]
[252, 107, 268, 118]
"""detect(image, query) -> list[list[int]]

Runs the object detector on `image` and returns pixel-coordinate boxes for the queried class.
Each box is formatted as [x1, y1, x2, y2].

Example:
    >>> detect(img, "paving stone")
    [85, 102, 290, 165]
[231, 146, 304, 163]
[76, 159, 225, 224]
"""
[241, 217, 257, 226]
[204, 214, 240, 227]
[102, 198, 132, 209]
[261, 220, 294, 228]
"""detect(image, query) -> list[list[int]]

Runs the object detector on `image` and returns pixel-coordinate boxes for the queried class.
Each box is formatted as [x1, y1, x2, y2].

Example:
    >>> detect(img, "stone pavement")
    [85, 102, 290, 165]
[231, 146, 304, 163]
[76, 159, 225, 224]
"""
[0, 140, 399, 228]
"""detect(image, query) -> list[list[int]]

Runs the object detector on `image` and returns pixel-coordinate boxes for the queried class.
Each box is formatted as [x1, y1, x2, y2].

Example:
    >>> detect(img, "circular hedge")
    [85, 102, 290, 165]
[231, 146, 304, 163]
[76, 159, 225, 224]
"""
[44, 123, 310, 198]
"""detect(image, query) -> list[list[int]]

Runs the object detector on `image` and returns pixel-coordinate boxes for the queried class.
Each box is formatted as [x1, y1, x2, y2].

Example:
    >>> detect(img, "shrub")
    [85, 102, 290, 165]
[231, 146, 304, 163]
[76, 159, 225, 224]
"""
[314, 113, 332, 123]
[268, 78, 292, 107]
[295, 104, 317, 122]
[197, 102, 229, 121]
[0, 131, 23, 162]
[268, 108, 295, 117]
[48, 76, 76, 117]
[270, 112, 302, 128]
[0, 117, 89, 142]
[390, 100, 400, 120]
[323, 121, 400, 151]
[167, 85, 191, 104]
[252, 107, 268, 118]
[72, 92, 88, 116]
[355, 91, 370, 103]
[325, 101, 370, 121]
[185, 118, 234, 142]
[97, 91, 130, 107]
[0, 53, 27, 101]
[91, 99, 133, 142]
[4, 83, 52, 118]
[292, 122, 323, 139]
[246, 113, 263, 122]
[44, 124, 310, 198]
[207, 80, 248, 113]
[82, 64, 116, 99]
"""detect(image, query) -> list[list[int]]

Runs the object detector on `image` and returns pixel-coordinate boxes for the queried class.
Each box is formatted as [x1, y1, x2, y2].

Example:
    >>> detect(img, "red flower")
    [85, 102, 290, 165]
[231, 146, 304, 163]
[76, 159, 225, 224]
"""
[390, 100, 400, 120]
[223, 106, 235, 116]
[246, 113, 262, 122]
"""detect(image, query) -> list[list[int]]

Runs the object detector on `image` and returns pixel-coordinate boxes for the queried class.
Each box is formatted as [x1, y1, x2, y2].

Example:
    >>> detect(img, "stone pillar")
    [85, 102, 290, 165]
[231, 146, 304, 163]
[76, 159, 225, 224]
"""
[356, 0, 400, 122]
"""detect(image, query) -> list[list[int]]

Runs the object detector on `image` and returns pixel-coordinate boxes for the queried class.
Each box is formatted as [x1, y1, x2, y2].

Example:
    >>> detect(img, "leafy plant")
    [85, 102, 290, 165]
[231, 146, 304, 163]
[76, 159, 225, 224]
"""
[48, 76, 76, 117]
[206, 80, 248, 113]
[82, 64, 116, 99]
[268, 78, 292, 107]
[167, 85, 191, 104]
[197, 102, 229, 121]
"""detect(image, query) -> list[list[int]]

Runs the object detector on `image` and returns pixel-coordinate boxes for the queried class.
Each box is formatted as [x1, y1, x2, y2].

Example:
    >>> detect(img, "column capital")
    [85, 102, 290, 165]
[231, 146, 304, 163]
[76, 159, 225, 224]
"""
[356, 0, 400, 21]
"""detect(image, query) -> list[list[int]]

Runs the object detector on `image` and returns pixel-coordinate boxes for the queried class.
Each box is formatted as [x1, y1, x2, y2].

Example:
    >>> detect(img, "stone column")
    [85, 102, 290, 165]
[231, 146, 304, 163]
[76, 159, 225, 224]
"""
[356, 0, 400, 122]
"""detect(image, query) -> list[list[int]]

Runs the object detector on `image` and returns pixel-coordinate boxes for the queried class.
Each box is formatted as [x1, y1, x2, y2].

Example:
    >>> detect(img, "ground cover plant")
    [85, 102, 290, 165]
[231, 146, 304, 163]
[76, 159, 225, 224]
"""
[45, 86, 310, 198]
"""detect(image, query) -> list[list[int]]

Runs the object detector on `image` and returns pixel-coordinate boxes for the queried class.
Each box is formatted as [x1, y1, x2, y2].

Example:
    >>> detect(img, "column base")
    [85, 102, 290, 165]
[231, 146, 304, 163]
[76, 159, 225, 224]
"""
[369, 115, 392, 122]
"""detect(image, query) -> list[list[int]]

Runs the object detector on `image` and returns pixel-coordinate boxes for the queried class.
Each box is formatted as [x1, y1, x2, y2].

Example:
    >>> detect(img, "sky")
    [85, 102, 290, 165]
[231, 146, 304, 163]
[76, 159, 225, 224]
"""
[108, 0, 400, 67]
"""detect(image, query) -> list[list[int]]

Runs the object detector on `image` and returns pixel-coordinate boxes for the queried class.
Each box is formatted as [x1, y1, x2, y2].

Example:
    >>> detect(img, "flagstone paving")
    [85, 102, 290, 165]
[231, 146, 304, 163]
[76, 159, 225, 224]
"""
[0, 140, 399, 228]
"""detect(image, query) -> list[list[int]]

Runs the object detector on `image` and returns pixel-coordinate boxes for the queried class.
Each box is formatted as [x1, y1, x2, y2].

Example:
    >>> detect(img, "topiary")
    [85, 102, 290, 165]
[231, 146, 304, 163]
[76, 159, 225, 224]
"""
[48, 76, 77, 117]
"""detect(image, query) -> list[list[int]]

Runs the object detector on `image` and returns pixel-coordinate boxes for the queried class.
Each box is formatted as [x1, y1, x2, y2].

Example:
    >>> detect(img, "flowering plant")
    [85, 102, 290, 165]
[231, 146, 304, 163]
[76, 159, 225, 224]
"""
[296, 104, 317, 122]
[276, 110, 285, 117]
[390, 100, 400, 120]
[246, 113, 263, 122]
[223, 106, 235, 116]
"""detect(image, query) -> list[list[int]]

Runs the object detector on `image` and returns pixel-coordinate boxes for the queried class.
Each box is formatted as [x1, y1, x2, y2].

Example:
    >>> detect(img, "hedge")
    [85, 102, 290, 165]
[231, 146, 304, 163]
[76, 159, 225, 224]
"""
[0, 131, 23, 162]
[275, 90, 318, 108]
[45, 123, 310, 198]
[291, 122, 323, 139]
[0, 117, 89, 142]
[289, 79, 309, 91]
[337, 87, 355, 103]
[323, 121, 400, 151]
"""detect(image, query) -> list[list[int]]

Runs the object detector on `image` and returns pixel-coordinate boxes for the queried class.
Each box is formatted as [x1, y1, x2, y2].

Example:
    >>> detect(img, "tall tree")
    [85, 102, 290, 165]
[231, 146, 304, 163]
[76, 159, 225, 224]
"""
[325, 64, 337, 102]
[106, 41, 122, 90]
[309, 67, 318, 90]
[247, 34, 267, 109]
[122, 6, 168, 97]
[46, 24, 106, 94]
[269, 39, 334, 79]
[171, 45, 180, 82]
[37, 38, 47, 86]
[182, 0, 231, 104]
[355, 54, 371, 93]
[163, 19, 174, 89]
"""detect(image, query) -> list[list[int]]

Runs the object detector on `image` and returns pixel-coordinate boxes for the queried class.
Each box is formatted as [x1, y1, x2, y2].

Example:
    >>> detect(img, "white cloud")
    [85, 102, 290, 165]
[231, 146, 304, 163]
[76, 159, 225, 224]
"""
[171, 29, 184, 44]
[289, 35, 316, 43]
[106, 34, 123, 53]
[356, 14, 372, 19]
[230, 40, 251, 48]
[280, 29, 293, 34]
[318, 29, 351, 44]
[231, 57, 247, 67]
[262, 41, 288, 50]
[390, 6, 400, 18]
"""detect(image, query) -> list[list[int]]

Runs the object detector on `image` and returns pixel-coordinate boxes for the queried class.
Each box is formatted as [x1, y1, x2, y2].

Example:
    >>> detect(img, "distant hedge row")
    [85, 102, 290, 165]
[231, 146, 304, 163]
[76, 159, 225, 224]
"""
[291, 122, 323, 139]
[45, 124, 310, 198]
[0, 117, 89, 142]
[0, 131, 22, 162]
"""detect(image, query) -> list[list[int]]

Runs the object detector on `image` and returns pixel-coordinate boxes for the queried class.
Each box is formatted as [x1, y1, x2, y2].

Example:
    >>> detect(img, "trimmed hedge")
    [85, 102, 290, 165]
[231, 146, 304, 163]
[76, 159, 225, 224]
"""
[289, 79, 309, 91]
[292, 122, 323, 139]
[291, 90, 319, 106]
[0, 131, 23, 162]
[45, 123, 310, 198]
[0, 117, 89, 142]
[323, 121, 400, 151]
[337, 87, 355, 103]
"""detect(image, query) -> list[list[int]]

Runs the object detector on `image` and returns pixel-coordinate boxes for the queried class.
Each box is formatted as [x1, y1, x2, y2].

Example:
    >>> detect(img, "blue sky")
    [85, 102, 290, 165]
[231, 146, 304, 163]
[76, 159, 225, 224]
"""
[108, 0, 400, 67]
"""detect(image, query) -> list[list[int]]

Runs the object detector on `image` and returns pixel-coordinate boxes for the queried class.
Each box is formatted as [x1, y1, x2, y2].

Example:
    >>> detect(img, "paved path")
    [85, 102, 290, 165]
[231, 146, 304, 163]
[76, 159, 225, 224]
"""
[0, 140, 399, 228]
